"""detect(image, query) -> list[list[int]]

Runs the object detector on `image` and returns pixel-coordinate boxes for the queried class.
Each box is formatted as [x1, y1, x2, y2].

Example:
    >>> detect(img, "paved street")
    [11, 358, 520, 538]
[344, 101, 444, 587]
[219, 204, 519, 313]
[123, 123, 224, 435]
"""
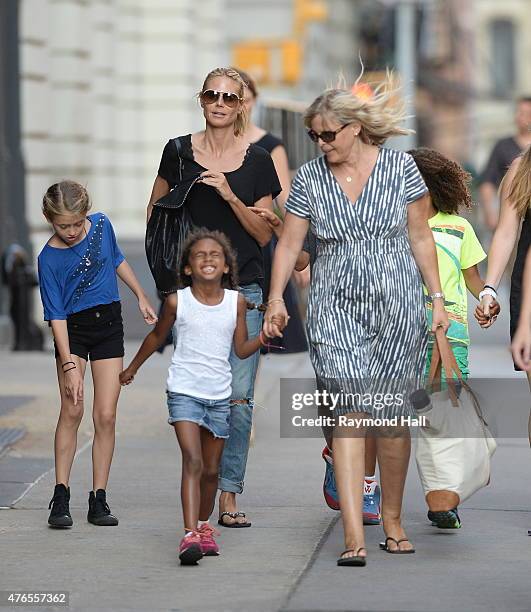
[0, 273, 529, 611]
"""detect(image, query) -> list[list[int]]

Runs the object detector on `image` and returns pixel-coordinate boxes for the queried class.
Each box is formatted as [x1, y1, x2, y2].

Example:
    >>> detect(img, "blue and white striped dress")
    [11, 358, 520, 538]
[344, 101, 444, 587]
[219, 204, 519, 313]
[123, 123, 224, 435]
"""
[286, 148, 429, 419]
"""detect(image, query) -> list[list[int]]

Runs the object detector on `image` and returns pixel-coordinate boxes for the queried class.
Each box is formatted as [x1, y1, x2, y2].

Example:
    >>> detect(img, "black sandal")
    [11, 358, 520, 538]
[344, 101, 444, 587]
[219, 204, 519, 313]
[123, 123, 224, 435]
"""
[379, 537, 415, 554]
[337, 547, 367, 566]
[217, 511, 252, 528]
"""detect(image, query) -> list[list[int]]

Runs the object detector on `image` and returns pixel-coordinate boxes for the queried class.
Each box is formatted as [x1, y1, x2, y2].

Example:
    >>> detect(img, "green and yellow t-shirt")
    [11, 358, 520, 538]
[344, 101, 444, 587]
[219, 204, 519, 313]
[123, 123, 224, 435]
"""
[425, 212, 486, 346]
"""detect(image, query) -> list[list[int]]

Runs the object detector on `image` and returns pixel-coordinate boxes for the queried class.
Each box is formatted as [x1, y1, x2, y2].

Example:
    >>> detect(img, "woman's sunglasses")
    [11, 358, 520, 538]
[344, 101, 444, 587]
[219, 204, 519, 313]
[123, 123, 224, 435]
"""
[307, 124, 349, 143]
[200, 89, 242, 108]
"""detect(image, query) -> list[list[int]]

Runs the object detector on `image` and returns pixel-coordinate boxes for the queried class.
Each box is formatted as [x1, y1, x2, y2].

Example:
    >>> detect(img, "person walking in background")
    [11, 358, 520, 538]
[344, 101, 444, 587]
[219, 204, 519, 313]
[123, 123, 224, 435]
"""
[478, 96, 531, 230]
[237, 67, 309, 354]
[409, 147, 500, 529]
[147, 67, 281, 528]
[38, 181, 157, 529]
[120, 230, 269, 564]
[264, 75, 448, 566]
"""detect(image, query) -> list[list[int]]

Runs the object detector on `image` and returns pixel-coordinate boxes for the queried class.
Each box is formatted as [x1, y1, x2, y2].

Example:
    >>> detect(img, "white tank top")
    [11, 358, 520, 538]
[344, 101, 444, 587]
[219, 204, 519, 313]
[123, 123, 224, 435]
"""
[167, 287, 239, 399]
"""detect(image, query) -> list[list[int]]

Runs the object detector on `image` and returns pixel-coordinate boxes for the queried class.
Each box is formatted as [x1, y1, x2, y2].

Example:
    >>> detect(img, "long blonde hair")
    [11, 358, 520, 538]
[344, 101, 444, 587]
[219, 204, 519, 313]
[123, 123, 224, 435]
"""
[198, 67, 249, 137]
[42, 180, 91, 220]
[303, 71, 412, 145]
[502, 146, 531, 218]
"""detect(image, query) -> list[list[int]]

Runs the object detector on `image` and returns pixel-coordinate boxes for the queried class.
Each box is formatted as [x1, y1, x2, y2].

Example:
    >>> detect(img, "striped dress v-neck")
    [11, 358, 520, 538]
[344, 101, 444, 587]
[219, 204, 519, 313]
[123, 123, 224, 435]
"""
[286, 148, 429, 419]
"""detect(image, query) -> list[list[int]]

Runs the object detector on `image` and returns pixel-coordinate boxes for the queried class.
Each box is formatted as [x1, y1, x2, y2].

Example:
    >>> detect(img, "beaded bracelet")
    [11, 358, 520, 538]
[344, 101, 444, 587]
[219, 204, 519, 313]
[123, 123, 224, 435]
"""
[479, 288, 497, 300]
[483, 284, 498, 296]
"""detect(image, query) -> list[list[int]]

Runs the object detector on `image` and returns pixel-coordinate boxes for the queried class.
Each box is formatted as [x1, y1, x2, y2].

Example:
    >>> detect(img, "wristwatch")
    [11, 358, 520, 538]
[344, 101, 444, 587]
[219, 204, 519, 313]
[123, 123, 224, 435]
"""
[430, 292, 445, 301]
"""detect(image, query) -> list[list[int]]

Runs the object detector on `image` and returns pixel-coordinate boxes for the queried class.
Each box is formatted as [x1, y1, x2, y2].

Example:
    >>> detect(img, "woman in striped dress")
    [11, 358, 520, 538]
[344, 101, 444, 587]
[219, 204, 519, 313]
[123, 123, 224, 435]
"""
[264, 78, 448, 566]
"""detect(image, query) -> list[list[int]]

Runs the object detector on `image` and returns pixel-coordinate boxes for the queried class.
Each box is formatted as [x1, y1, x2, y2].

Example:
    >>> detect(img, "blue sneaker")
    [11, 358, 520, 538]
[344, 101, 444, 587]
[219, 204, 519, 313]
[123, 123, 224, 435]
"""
[322, 446, 340, 510]
[363, 479, 381, 525]
[428, 508, 462, 529]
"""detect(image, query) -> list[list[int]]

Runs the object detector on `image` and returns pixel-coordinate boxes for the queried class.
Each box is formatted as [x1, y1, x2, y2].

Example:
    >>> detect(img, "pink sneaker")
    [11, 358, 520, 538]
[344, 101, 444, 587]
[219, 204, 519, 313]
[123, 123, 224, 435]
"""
[197, 523, 220, 556]
[179, 532, 203, 565]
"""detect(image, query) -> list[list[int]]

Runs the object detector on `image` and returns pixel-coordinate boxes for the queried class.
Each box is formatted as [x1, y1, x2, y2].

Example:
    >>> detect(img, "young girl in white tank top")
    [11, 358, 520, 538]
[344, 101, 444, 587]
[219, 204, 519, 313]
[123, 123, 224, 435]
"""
[120, 230, 271, 565]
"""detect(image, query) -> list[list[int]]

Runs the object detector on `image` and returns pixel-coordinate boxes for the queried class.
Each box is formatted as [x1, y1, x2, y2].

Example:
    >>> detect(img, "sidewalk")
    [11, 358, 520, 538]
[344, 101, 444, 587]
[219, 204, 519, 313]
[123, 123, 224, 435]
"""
[0, 347, 331, 612]
[285, 340, 531, 612]
[285, 439, 531, 612]
[0, 331, 529, 610]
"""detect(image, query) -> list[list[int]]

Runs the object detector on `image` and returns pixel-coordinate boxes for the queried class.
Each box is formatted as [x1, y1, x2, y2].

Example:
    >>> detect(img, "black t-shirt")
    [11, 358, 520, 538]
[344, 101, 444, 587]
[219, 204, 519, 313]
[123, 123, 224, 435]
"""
[254, 132, 283, 154]
[157, 135, 281, 288]
[480, 136, 522, 187]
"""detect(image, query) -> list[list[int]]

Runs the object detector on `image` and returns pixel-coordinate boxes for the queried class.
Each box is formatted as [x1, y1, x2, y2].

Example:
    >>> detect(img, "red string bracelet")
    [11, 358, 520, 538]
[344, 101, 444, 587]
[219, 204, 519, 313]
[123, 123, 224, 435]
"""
[259, 330, 286, 351]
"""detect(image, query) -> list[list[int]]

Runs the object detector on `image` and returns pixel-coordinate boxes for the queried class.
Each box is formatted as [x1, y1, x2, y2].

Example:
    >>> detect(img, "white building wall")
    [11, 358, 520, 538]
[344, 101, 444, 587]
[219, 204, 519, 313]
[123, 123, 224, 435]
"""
[20, 0, 228, 252]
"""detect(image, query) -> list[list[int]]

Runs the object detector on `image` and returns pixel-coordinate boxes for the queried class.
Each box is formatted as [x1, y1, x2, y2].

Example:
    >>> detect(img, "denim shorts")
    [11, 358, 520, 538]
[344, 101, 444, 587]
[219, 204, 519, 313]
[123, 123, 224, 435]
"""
[166, 391, 231, 439]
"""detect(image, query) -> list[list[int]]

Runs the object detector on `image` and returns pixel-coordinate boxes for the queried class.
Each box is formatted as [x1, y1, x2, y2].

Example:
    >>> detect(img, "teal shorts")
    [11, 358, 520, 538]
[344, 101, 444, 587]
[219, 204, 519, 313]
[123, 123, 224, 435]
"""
[424, 343, 469, 382]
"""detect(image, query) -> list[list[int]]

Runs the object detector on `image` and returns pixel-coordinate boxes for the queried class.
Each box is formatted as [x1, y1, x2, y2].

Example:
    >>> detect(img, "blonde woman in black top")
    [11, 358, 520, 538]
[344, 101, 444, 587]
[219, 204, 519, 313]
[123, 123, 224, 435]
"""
[147, 67, 281, 528]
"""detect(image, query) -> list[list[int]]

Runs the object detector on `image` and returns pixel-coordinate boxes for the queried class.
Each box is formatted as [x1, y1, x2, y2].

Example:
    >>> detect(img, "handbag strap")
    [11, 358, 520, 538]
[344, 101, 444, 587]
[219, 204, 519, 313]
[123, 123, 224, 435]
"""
[427, 328, 462, 406]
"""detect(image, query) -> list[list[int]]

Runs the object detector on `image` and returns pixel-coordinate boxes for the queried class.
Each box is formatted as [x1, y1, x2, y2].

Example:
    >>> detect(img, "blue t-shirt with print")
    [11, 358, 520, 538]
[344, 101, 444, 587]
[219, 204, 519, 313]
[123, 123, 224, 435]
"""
[37, 213, 125, 321]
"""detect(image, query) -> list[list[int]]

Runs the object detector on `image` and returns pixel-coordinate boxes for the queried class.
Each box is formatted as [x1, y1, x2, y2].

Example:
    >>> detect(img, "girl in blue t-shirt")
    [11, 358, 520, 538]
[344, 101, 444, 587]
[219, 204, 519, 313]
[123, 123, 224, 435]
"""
[37, 180, 157, 529]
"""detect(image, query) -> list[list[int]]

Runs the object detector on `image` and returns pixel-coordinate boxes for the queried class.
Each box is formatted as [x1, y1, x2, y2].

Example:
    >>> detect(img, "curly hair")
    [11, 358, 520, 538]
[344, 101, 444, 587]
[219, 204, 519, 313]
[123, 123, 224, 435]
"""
[408, 148, 472, 214]
[177, 229, 239, 289]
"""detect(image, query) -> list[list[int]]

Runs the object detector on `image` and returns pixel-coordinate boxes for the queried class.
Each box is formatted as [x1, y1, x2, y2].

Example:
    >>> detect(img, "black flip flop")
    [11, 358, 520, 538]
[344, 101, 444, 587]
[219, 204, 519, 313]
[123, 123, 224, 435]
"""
[379, 537, 415, 554]
[337, 546, 367, 567]
[217, 511, 252, 528]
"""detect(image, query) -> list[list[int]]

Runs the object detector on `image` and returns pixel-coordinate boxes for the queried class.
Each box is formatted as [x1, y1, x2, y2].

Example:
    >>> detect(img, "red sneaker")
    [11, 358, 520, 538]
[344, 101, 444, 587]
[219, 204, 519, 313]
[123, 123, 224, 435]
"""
[179, 532, 203, 565]
[322, 446, 340, 510]
[197, 523, 220, 556]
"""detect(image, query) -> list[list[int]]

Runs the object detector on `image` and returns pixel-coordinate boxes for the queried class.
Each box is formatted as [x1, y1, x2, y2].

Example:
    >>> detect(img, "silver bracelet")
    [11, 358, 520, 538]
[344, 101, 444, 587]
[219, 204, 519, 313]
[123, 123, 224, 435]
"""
[430, 292, 445, 301]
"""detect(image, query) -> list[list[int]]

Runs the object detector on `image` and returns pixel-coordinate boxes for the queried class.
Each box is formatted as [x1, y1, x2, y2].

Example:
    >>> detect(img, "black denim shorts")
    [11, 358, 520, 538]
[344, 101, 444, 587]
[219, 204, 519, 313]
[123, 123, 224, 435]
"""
[54, 301, 124, 362]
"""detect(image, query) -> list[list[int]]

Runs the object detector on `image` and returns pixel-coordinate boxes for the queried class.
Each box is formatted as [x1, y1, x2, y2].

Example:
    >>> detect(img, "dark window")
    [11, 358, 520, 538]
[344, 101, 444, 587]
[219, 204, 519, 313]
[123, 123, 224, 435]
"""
[489, 19, 515, 98]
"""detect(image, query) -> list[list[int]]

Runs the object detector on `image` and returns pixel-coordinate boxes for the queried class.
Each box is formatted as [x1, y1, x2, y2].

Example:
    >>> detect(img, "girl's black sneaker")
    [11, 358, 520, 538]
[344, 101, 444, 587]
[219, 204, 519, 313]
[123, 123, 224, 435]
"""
[48, 483, 73, 528]
[87, 489, 119, 526]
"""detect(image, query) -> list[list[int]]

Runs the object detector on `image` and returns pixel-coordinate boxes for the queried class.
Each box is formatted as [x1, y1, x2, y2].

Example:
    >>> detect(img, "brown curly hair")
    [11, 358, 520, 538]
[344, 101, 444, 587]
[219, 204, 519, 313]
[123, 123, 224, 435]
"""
[408, 148, 472, 214]
[178, 229, 239, 289]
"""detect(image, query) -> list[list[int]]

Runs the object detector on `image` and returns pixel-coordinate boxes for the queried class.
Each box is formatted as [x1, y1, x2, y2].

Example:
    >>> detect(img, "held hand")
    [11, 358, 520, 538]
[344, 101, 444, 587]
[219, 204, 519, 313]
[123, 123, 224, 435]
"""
[119, 368, 136, 386]
[263, 303, 289, 338]
[248, 206, 282, 228]
[199, 171, 235, 202]
[511, 323, 531, 371]
[138, 296, 158, 325]
[474, 298, 500, 328]
[64, 369, 83, 406]
[475, 295, 497, 329]
[431, 300, 450, 334]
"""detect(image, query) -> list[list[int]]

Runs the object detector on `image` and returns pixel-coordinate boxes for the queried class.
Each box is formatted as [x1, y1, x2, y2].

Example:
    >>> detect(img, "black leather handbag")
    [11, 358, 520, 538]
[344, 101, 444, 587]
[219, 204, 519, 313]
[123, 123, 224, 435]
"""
[145, 138, 199, 294]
